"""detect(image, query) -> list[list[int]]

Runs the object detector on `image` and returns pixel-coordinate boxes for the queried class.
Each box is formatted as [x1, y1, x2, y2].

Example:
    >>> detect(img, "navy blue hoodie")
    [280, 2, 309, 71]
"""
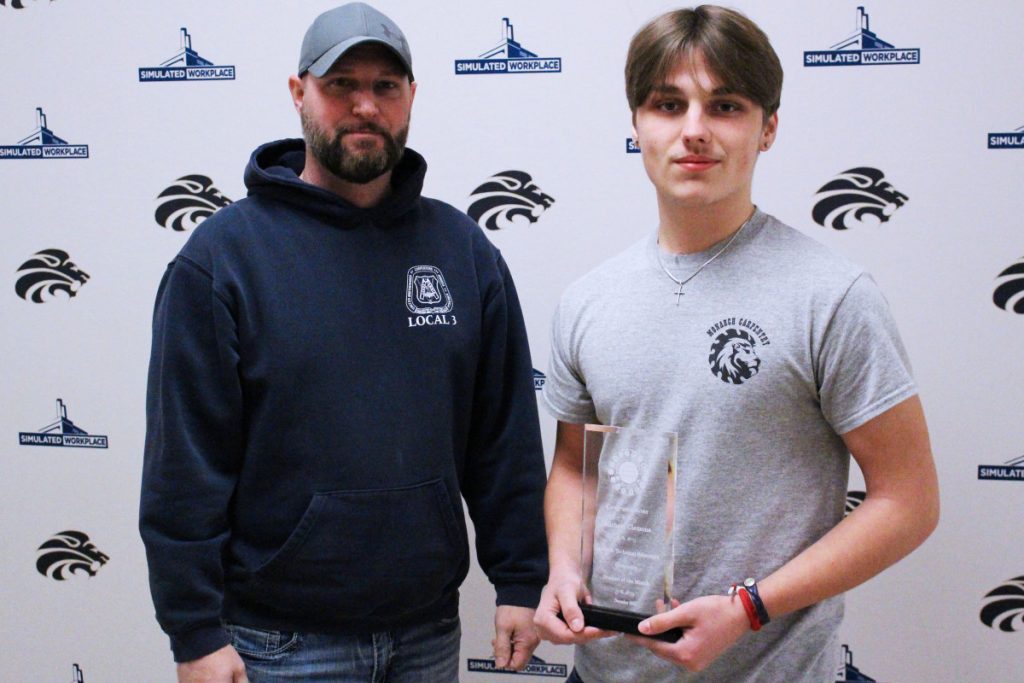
[140, 139, 548, 662]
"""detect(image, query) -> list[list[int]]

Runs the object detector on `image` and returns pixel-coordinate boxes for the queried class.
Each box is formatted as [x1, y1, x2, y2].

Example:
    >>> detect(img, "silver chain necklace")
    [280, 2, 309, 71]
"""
[656, 215, 753, 305]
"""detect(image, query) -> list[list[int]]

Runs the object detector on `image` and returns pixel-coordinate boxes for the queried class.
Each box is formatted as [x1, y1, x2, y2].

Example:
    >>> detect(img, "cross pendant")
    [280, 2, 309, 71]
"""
[674, 283, 685, 305]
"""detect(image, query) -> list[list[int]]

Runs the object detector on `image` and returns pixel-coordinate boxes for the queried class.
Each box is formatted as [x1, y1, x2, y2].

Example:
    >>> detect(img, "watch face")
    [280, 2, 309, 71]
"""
[744, 578, 757, 589]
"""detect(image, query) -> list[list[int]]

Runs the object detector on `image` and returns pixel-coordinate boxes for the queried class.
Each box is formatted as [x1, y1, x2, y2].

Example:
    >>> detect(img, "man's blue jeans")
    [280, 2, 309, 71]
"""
[225, 616, 460, 682]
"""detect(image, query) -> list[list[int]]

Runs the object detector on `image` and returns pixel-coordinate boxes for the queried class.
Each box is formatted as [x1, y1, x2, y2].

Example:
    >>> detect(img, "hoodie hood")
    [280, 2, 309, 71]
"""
[243, 138, 428, 226]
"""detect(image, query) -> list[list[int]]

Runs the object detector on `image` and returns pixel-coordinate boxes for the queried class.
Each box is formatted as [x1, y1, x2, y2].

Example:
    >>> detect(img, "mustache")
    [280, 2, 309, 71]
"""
[336, 123, 392, 138]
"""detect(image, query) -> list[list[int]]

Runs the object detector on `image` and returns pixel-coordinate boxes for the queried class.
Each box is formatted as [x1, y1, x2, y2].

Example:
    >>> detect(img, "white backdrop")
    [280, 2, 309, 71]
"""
[2, 1, 1022, 681]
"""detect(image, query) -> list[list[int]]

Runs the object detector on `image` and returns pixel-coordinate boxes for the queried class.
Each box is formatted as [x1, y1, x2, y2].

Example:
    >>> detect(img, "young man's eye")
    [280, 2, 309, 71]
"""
[657, 100, 680, 112]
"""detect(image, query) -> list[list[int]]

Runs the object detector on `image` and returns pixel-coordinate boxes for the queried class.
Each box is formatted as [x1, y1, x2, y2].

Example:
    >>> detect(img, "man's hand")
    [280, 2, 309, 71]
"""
[532, 573, 615, 645]
[492, 605, 541, 671]
[177, 644, 249, 683]
[625, 595, 749, 672]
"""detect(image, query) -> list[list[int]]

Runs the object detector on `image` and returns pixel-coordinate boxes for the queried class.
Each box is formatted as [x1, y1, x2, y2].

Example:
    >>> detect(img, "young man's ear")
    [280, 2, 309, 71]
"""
[760, 112, 778, 151]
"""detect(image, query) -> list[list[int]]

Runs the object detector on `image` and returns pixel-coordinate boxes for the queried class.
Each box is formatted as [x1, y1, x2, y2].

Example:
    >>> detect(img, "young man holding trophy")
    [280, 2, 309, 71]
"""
[533, 6, 939, 682]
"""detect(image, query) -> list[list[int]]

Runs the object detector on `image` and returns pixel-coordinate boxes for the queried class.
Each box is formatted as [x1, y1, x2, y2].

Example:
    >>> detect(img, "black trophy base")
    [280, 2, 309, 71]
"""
[580, 604, 684, 643]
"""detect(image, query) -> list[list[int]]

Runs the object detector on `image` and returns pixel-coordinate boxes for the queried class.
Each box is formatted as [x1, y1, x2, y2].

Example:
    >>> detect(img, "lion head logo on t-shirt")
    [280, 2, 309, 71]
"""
[708, 328, 761, 384]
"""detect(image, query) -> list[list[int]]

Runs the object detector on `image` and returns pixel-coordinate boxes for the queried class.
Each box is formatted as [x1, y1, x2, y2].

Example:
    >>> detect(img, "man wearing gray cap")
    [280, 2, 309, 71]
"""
[140, 3, 548, 681]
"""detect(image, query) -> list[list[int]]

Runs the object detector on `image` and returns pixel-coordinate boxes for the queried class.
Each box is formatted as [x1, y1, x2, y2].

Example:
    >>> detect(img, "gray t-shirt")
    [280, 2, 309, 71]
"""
[543, 210, 916, 683]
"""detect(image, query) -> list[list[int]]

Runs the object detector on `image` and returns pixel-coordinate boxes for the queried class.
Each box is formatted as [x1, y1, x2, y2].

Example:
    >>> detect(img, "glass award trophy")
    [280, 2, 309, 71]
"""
[579, 424, 683, 642]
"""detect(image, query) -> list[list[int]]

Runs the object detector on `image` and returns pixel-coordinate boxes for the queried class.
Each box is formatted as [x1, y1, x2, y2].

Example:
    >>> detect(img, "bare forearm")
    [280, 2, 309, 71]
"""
[759, 396, 939, 619]
[758, 490, 938, 618]
[544, 455, 584, 577]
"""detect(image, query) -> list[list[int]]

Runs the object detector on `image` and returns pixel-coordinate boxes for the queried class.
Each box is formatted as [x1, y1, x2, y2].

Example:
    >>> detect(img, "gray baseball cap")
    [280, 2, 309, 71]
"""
[298, 2, 413, 79]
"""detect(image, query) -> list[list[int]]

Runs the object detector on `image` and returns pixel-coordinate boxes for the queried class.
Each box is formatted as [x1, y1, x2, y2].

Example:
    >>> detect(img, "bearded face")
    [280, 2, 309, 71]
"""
[301, 108, 409, 185]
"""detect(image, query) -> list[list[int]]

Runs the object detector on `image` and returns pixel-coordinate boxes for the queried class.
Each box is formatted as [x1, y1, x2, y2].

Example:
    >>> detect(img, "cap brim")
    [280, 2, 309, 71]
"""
[305, 37, 412, 79]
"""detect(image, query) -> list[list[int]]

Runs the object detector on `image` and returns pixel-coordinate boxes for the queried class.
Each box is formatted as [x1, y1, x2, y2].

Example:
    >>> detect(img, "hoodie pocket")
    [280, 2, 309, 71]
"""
[251, 478, 465, 618]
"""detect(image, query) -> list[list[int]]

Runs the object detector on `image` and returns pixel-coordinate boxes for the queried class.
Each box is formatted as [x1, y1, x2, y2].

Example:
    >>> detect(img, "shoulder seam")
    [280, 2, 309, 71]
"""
[174, 254, 232, 308]
[814, 271, 868, 390]
[175, 254, 214, 281]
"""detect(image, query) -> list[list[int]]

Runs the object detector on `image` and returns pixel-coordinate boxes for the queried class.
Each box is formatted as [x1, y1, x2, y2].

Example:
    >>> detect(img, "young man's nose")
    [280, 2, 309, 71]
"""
[680, 109, 711, 145]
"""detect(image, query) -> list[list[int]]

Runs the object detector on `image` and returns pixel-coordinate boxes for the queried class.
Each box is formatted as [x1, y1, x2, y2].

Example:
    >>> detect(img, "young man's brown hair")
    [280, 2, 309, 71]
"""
[625, 5, 783, 121]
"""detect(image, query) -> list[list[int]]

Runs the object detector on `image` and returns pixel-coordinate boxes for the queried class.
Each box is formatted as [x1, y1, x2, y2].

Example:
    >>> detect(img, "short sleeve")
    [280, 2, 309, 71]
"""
[817, 273, 917, 434]
[541, 296, 597, 423]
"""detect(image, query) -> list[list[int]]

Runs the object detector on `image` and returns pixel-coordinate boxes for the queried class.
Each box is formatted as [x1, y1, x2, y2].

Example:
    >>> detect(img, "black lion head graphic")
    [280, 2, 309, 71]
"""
[36, 530, 109, 580]
[980, 576, 1024, 632]
[845, 490, 866, 516]
[467, 170, 555, 230]
[812, 167, 909, 230]
[993, 257, 1024, 314]
[155, 174, 233, 231]
[708, 328, 761, 384]
[16, 249, 90, 302]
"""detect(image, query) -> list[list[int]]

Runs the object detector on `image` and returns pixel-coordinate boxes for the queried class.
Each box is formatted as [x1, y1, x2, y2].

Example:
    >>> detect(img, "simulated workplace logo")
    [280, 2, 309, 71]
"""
[16, 249, 90, 303]
[835, 644, 878, 682]
[989, 124, 1024, 149]
[36, 530, 110, 581]
[466, 655, 567, 677]
[978, 454, 1024, 481]
[19, 399, 108, 449]
[0, 107, 88, 159]
[455, 18, 561, 74]
[155, 175, 233, 231]
[468, 171, 555, 230]
[626, 137, 641, 154]
[805, 7, 919, 67]
[533, 369, 546, 391]
[813, 168, 909, 230]
[139, 27, 235, 82]
[980, 575, 1024, 632]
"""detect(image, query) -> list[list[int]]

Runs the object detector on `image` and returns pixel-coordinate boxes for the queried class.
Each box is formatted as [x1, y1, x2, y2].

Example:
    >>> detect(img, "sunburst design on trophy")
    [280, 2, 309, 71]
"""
[607, 448, 644, 497]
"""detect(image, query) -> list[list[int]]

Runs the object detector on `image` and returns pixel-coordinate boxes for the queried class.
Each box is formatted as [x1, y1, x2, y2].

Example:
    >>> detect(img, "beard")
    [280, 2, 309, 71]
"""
[301, 110, 409, 184]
